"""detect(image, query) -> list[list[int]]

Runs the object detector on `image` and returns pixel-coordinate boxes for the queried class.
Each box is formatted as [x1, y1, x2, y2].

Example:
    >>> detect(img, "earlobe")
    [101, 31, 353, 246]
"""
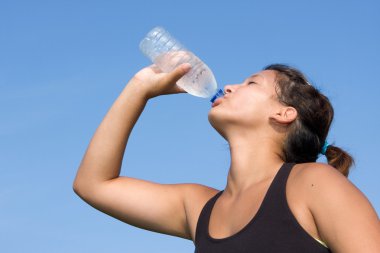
[271, 107, 298, 124]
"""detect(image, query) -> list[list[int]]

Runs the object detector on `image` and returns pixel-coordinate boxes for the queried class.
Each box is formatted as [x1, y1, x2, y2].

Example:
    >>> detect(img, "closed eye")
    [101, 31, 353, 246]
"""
[248, 81, 257, 85]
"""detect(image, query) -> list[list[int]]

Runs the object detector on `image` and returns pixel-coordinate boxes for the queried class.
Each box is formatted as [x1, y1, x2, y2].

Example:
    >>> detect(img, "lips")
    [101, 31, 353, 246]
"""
[211, 97, 223, 107]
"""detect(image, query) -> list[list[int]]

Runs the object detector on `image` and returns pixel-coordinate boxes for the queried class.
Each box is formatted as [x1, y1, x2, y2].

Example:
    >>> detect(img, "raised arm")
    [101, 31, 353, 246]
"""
[73, 64, 210, 239]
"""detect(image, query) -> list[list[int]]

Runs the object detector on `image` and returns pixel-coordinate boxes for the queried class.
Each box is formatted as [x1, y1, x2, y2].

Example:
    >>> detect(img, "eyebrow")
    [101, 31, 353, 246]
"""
[246, 74, 264, 82]
[244, 73, 265, 84]
[245, 73, 269, 86]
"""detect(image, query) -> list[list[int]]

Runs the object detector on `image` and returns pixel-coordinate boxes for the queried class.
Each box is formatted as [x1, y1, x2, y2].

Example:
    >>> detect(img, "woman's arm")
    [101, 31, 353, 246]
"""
[302, 163, 380, 253]
[73, 64, 201, 239]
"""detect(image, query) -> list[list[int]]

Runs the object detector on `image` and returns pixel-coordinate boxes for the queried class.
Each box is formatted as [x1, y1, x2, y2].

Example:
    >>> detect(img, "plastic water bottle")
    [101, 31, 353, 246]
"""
[139, 27, 223, 101]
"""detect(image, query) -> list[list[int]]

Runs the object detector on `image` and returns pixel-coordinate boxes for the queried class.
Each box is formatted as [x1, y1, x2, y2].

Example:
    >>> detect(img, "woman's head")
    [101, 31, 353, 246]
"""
[209, 64, 354, 177]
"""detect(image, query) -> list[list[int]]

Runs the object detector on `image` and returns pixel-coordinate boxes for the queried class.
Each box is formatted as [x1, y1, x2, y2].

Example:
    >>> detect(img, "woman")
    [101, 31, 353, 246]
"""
[73, 63, 380, 252]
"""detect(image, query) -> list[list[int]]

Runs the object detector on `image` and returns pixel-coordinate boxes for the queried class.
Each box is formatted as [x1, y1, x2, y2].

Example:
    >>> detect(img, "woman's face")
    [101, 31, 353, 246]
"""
[208, 70, 283, 135]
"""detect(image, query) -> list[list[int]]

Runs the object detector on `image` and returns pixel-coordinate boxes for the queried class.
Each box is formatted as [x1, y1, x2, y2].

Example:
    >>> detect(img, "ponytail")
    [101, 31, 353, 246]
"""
[325, 145, 354, 177]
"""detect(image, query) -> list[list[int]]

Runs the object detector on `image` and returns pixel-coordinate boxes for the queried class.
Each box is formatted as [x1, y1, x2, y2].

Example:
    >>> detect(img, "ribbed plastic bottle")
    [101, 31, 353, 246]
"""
[139, 26, 223, 102]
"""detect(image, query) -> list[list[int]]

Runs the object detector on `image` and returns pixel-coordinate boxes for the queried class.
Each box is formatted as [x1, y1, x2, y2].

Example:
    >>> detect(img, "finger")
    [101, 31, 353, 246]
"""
[161, 63, 191, 85]
[149, 64, 162, 73]
[169, 84, 187, 94]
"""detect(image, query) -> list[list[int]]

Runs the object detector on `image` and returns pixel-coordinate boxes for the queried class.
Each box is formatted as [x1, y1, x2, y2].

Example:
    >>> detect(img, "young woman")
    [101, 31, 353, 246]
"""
[73, 63, 380, 252]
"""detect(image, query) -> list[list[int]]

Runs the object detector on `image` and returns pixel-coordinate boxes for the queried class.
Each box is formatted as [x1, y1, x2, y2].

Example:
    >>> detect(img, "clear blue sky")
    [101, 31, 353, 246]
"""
[1, 0, 379, 252]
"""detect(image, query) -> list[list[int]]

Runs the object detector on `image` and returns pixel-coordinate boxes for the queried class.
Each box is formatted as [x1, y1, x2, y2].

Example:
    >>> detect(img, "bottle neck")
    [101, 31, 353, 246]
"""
[210, 88, 225, 103]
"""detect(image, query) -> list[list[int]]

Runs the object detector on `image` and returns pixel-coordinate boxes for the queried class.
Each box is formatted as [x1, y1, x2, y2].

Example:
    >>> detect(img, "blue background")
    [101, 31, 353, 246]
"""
[1, 0, 379, 252]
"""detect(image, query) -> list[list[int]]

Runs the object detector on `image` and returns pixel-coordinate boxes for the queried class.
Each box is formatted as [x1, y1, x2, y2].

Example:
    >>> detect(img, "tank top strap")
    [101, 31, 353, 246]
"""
[270, 162, 295, 192]
[194, 190, 223, 243]
[257, 162, 296, 219]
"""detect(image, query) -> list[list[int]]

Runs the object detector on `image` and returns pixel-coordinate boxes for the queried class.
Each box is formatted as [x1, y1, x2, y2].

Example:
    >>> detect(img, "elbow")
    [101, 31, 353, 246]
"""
[72, 179, 81, 195]
[72, 177, 84, 198]
[72, 179, 93, 202]
[72, 174, 90, 199]
[72, 173, 101, 201]
[72, 166, 90, 198]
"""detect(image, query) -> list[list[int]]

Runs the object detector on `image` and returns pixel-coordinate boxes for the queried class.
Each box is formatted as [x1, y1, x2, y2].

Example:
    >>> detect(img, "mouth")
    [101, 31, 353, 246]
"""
[211, 97, 223, 107]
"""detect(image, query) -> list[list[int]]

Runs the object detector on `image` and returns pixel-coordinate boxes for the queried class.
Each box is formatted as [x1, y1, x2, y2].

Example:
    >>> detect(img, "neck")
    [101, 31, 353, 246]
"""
[224, 131, 284, 196]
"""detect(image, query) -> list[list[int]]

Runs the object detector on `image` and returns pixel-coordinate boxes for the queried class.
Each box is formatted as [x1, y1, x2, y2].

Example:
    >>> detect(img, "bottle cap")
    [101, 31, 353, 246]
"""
[210, 89, 224, 103]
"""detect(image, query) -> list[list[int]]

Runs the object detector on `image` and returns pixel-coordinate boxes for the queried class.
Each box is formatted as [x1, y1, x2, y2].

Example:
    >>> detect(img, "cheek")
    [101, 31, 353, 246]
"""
[233, 96, 275, 123]
[222, 99, 264, 125]
[232, 93, 266, 113]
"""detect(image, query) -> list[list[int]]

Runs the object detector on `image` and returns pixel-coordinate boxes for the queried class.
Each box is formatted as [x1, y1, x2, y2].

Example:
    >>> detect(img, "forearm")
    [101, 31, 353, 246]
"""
[74, 82, 148, 189]
[73, 64, 189, 194]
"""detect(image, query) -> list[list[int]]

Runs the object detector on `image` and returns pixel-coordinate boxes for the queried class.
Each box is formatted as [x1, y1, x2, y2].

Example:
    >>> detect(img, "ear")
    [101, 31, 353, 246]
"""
[270, 106, 297, 124]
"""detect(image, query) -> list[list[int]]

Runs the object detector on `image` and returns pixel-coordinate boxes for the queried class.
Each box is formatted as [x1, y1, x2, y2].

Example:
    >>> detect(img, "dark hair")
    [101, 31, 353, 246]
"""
[264, 64, 354, 177]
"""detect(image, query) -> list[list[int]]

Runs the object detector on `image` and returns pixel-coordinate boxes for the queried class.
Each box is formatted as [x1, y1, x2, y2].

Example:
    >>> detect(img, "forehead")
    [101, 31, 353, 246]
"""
[248, 70, 277, 85]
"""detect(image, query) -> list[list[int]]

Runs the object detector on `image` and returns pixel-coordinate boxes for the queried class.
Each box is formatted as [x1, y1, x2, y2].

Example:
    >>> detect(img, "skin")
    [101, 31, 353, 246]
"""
[73, 64, 380, 252]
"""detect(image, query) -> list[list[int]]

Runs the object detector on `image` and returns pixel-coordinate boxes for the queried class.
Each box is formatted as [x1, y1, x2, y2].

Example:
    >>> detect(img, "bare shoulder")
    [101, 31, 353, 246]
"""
[181, 183, 220, 241]
[290, 162, 355, 196]
[288, 162, 344, 198]
[292, 162, 345, 183]
[291, 162, 368, 212]
[291, 162, 380, 252]
[182, 183, 220, 198]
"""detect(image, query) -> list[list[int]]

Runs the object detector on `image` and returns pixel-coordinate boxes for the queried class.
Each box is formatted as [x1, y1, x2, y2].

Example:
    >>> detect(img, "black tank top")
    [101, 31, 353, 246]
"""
[194, 163, 331, 253]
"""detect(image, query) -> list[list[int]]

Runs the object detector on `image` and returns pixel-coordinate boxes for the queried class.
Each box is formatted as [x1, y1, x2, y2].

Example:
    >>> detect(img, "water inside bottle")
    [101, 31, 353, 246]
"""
[154, 51, 217, 98]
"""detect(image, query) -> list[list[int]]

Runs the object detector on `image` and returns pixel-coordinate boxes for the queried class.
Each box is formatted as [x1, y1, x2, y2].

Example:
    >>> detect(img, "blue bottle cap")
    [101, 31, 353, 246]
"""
[210, 89, 224, 103]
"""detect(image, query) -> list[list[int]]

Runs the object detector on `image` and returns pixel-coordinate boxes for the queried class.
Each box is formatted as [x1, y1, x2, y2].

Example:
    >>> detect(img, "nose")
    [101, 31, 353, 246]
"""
[223, 84, 239, 94]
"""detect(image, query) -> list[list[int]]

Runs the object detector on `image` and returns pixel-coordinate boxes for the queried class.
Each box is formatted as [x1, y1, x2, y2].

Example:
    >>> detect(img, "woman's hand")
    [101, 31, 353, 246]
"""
[128, 63, 191, 100]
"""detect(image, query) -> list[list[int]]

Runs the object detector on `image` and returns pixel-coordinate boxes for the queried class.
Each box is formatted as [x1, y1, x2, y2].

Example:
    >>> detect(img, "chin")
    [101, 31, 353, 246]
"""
[208, 109, 228, 139]
[208, 107, 220, 125]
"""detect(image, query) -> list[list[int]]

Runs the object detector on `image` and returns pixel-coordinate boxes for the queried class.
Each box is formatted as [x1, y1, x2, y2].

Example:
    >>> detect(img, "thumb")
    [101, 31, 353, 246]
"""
[161, 63, 192, 85]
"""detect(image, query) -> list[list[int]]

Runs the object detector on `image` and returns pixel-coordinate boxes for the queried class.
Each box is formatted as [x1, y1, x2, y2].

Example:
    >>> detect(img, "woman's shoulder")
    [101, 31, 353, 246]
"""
[289, 162, 357, 204]
[292, 162, 348, 184]
[290, 164, 380, 251]
[289, 162, 370, 215]
[179, 183, 220, 241]
[182, 184, 220, 203]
